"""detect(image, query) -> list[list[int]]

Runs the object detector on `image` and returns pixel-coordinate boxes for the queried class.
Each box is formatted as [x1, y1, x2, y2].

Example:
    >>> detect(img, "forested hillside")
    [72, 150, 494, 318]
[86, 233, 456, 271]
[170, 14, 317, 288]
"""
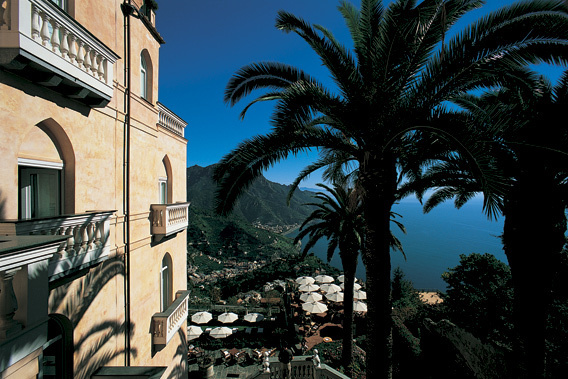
[187, 207, 300, 263]
[187, 164, 317, 226]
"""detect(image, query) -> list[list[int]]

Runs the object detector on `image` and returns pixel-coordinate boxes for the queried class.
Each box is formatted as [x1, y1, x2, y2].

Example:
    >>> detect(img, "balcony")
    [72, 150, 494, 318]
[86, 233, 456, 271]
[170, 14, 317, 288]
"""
[152, 290, 190, 345]
[150, 202, 190, 238]
[0, 210, 114, 281]
[157, 102, 188, 138]
[0, 0, 119, 107]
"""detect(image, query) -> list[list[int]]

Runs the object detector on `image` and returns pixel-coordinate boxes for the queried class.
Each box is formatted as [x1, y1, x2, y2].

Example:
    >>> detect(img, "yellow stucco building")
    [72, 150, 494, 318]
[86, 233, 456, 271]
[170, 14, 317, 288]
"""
[0, 0, 189, 377]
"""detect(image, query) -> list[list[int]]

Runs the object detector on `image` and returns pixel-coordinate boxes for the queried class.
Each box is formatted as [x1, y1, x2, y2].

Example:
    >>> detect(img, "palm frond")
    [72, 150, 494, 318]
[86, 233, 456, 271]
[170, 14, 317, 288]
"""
[224, 62, 317, 106]
[275, 10, 363, 100]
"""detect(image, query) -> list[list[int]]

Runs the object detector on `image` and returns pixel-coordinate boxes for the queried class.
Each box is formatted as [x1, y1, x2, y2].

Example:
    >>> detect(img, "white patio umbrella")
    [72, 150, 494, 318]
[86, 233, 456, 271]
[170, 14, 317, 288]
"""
[188, 325, 203, 340]
[299, 283, 320, 292]
[209, 326, 234, 339]
[320, 283, 342, 294]
[296, 276, 315, 285]
[340, 282, 362, 291]
[302, 301, 328, 314]
[217, 312, 238, 324]
[244, 312, 264, 323]
[353, 290, 367, 300]
[337, 275, 357, 283]
[325, 292, 344, 303]
[353, 301, 368, 312]
[191, 311, 212, 324]
[300, 292, 323, 303]
[314, 275, 334, 284]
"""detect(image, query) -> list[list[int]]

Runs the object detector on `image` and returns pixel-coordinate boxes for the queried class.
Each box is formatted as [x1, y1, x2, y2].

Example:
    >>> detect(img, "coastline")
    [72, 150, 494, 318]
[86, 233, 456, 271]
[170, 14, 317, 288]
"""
[419, 291, 443, 305]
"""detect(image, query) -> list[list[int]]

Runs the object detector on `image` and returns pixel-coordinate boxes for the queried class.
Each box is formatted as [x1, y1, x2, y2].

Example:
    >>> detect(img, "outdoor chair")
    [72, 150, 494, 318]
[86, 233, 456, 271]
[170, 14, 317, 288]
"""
[234, 350, 248, 365]
[252, 349, 263, 362]
[220, 349, 231, 365]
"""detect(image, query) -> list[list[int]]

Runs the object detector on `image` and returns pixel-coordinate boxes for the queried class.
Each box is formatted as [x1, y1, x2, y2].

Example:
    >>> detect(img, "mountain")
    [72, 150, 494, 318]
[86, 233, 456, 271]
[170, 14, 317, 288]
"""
[187, 164, 317, 227]
[299, 187, 322, 193]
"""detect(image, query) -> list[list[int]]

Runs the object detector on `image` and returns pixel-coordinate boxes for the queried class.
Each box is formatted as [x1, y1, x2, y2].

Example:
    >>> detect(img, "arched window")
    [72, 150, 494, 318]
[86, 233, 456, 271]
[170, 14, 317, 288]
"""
[159, 156, 172, 204]
[18, 120, 75, 219]
[160, 254, 173, 312]
[140, 50, 153, 102]
[43, 314, 73, 378]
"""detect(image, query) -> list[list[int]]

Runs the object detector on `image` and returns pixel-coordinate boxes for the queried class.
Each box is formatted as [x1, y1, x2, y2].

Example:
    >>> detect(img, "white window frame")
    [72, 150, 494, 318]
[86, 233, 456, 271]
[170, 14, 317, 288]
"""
[140, 53, 148, 100]
[158, 177, 167, 204]
[160, 255, 172, 312]
[18, 158, 64, 219]
[50, 0, 67, 10]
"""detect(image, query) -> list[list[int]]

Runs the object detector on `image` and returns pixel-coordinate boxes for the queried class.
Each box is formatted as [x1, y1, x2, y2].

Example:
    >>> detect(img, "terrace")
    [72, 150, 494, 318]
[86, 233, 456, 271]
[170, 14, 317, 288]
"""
[187, 274, 365, 379]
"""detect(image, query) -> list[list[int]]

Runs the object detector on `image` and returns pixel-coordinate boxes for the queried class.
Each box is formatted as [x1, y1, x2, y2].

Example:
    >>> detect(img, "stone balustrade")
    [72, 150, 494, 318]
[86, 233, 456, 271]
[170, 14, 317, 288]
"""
[31, 1, 108, 81]
[150, 202, 190, 238]
[0, 211, 114, 280]
[316, 365, 351, 379]
[0, 234, 69, 372]
[0, 269, 22, 339]
[250, 356, 350, 379]
[152, 290, 190, 345]
[157, 102, 187, 137]
[0, 0, 119, 105]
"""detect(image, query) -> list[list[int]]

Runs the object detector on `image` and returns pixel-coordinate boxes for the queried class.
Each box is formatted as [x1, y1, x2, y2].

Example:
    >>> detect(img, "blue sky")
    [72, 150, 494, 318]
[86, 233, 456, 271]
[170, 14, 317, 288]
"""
[156, 0, 565, 188]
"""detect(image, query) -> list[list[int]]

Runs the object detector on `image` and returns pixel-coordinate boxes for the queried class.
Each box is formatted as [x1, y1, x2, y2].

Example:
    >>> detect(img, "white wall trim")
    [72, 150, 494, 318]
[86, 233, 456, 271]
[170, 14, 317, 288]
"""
[18, 158, 64, 170]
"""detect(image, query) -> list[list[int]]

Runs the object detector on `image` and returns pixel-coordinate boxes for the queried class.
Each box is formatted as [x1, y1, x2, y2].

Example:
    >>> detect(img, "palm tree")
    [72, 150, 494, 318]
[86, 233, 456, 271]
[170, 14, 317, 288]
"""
[295, 182, 407, 373]
[497, 75, 568, 378]
[407, 71, 568, 377]
[213, 1, 568, 376]
[294, 183, 364, 373]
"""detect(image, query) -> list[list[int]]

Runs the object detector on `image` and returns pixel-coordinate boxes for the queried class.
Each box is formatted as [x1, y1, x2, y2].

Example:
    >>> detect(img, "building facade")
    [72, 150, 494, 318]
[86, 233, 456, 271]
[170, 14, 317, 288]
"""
[0, 0, 189, 377]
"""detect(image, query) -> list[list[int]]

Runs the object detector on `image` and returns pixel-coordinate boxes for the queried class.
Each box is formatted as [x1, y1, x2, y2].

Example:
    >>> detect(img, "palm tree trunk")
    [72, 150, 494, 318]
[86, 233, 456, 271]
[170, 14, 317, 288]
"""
[341, 251, 358, 374]
[502, 169, 567, 378]
[360, 158, 397, 379]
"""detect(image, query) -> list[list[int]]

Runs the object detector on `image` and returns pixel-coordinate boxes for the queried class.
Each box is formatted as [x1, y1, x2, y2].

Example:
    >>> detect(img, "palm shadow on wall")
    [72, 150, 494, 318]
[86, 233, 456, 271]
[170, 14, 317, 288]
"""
[165, 328, 188, 379]
[49, 257, 137, 379]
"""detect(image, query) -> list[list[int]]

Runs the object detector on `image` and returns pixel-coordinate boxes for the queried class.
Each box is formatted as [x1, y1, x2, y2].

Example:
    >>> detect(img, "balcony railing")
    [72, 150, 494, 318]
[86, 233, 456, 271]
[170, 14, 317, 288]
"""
[152, 290, 190, 345]
[157, 102, 187, 138]
[150, 202, 190, 238]
[0, 0, 119, 106]
[0, 234, 70, 373]
[250, 357, 350, 379]
[0, 211, 114, 280]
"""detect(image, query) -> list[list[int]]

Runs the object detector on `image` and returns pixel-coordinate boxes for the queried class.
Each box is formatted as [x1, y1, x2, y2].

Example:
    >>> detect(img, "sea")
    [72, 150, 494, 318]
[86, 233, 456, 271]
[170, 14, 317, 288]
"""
[287, 197, 506, 291]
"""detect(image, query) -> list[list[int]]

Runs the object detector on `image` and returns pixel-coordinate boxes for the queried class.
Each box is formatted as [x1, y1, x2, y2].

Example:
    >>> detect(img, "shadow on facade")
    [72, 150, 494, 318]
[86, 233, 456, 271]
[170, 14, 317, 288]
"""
[0, 189, 6, 219]
[0, 71, 92, 117]
[49, 257, 135, 378]
[165, 328, 188, 379]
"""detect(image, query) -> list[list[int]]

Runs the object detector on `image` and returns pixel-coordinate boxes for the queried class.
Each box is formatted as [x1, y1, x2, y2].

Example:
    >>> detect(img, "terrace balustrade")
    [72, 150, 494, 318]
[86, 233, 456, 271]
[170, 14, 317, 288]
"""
[157, 102, 187, 137]
[250, 356, 350, 379]
[0, 234, 69, 372]
[0, 211, 114, 280]
[152, 290, 190, 345]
